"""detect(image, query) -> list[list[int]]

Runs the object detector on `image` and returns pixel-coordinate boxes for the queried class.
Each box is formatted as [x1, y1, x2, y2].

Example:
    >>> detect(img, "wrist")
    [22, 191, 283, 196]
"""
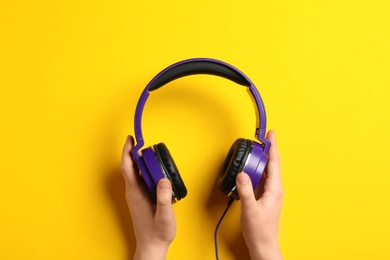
[247, 241, 282, 260]
[133, 243, 170, 260]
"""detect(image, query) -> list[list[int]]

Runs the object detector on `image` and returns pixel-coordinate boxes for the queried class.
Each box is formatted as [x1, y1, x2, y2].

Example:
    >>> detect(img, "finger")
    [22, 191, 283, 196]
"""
[236, 173, 258, 213]
[264, 130, 282, 188]
[121, 135, 134, 169]
[155, 178, 174, 224]
[253, 172, 266, 199]
[121, 135, 137, 182]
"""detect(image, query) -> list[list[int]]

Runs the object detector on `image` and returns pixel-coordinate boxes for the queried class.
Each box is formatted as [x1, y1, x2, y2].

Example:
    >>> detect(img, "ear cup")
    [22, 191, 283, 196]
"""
[154, 143, 188, 200]
[218, 138, 251, 195]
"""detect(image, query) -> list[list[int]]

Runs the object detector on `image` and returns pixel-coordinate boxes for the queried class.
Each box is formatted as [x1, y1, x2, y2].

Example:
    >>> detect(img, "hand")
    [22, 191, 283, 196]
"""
[121, 135, 176, 260]
[236, 130, 283, 260]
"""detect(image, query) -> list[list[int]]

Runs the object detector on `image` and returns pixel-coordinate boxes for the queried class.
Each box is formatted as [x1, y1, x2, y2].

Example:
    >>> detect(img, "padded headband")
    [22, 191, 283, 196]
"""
[133, 58, 270, 158]
[147, 60, 251, 91]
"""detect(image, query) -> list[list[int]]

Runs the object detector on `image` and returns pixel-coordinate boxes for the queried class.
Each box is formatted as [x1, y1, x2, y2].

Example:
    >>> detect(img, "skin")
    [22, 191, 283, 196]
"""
[236, 130, 283, 260]
[121, 136, 175, 260]
[121, 130, 283, 260]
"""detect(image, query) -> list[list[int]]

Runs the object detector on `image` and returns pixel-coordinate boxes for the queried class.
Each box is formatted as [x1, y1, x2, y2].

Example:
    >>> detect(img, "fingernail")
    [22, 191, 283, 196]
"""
[158, 179, 171, 190]
[237, 173, 249, 185]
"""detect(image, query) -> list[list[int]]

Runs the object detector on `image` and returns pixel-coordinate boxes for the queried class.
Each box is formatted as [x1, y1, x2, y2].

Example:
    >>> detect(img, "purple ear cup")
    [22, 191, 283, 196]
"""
[218, 139, 268, 199]
[139, 147, 166, 202]
[131, 58, 270, 203]
[138, 144, 187, 202]
[242, 142, 269, 192]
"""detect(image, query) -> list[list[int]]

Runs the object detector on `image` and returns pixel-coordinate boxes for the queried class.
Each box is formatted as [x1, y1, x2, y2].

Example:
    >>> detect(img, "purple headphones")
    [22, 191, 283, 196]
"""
[131, 58, 270, 202]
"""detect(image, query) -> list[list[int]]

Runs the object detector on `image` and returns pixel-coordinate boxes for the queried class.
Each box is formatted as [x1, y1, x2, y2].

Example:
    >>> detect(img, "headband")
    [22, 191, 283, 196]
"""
[133, 58, 270, 158]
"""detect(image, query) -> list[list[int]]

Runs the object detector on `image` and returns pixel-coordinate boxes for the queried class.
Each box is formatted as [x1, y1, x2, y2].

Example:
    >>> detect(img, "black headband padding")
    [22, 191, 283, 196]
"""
[148, 61, 251, 91]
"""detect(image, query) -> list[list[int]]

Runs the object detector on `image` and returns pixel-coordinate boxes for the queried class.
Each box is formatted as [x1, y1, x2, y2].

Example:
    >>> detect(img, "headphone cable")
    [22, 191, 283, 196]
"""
[214, 197, 235, 260]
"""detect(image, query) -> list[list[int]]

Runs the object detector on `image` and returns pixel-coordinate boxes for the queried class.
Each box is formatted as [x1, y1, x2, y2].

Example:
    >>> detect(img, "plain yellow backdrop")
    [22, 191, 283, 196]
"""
[1, 0, 389, 259]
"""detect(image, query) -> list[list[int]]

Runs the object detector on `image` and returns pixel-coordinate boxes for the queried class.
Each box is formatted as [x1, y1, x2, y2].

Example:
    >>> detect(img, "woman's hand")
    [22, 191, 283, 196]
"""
[121, 135, 176, 260]
[236, 130, 283, 260]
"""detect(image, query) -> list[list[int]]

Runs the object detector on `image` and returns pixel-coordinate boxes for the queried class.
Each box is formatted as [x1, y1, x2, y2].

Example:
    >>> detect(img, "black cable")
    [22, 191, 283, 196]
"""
[214, 197, 234, 260]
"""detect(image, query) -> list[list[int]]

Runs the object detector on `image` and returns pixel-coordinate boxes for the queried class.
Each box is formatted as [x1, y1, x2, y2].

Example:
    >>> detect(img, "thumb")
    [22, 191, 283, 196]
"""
[236, 173, 258, 213]
[155, 178, 174, 222]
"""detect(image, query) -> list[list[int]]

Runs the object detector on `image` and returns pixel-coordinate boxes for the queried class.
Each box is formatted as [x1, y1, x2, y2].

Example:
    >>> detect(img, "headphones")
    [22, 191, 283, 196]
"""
[131, 58, 270, 202]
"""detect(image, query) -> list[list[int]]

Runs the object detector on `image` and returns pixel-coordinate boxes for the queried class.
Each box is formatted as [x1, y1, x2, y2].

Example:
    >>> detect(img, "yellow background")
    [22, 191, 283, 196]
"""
[1, 0, 389, 259]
